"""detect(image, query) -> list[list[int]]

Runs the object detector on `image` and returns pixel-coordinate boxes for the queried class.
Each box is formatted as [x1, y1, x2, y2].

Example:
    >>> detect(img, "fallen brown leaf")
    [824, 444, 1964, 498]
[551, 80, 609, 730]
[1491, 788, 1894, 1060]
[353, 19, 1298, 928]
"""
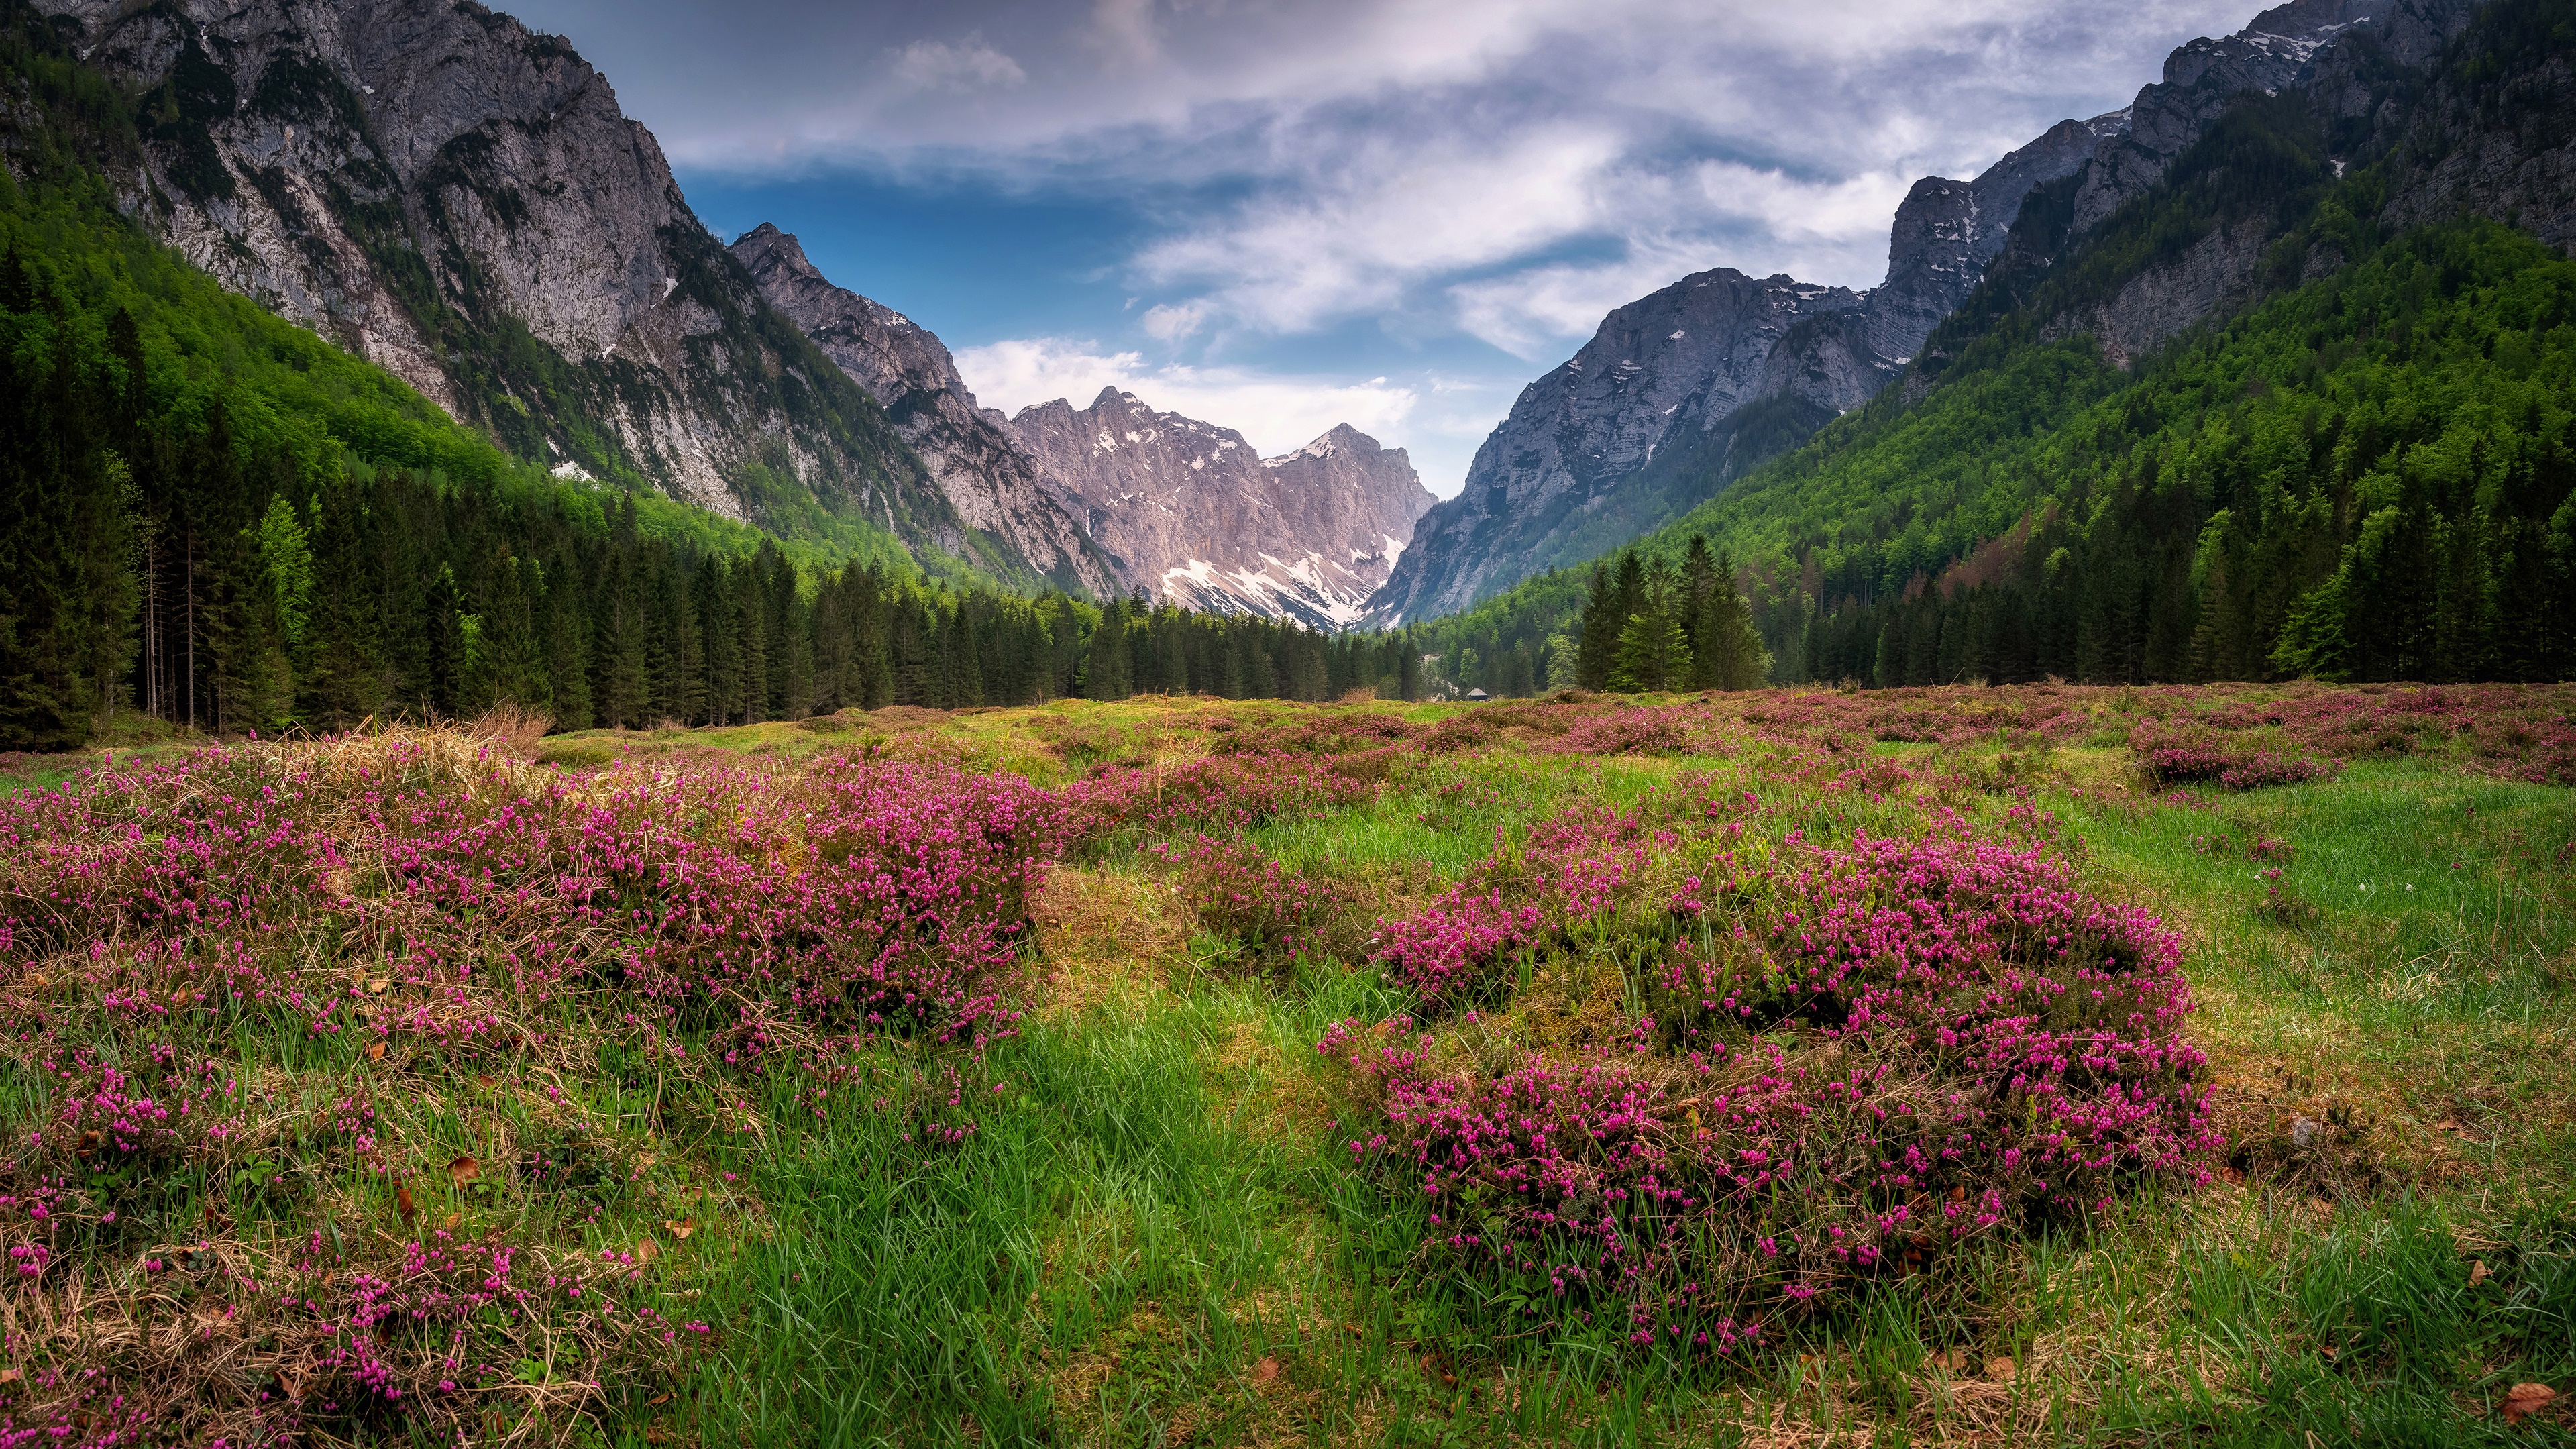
[447, 1155, 480, 1188]
[395, 1183, 415, 1225]
[663, 1218, 695, 1240]
[636, 1238, 661, 1264]
[2471, 1260, 2491, 1287]
[2503, 1383, 2557, 1425]
[1986, 1358, 2017, 1383]
[647, 1393, 672, 1407]
[0, 1368, 19, 1384]
[366, 1040, 385, 1063]
[1250, 1357, 1279, 1384]
[474, 1074, 497, 1088]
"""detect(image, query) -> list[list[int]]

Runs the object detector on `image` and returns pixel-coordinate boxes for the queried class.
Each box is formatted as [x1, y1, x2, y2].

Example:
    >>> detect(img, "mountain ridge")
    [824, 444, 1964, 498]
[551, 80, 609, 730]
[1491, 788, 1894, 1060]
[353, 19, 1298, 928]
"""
[1368, 0, 2481, 626]
[13, 0, 1035, 580]
[729, 222, 1121, 598]
[1005, 388, 1434, 631]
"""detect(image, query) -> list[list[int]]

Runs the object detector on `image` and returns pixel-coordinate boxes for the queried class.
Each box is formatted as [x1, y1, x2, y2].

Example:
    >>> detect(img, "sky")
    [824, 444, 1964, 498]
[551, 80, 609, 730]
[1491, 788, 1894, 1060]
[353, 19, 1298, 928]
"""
[500, 0, 2255, 497]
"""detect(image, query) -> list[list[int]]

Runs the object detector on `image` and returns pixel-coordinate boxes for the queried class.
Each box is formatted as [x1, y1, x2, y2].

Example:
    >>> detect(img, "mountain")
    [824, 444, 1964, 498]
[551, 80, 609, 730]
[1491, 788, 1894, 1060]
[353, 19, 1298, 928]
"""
[1367, 272, 1882, 624]
[1367, 127, 2125, 625]
[17, 0, 1026, 580]
[1370, 0, 2481, 625]
[729, 223, 1119, 596]
[1006, 390, 1433, 631]
[1409, 0, 2575, 697]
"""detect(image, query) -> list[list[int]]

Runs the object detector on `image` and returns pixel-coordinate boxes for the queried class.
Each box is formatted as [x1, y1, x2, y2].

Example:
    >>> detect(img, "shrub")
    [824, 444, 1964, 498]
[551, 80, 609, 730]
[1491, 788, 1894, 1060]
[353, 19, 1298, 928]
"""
[1326, 818, 2219, 1353]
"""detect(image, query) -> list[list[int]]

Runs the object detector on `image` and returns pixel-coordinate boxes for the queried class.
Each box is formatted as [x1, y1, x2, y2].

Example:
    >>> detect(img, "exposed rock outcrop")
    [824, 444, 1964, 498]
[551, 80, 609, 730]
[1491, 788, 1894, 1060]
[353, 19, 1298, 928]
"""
[730, 223, 1119, 596]
[1007, 391, 1431, 631]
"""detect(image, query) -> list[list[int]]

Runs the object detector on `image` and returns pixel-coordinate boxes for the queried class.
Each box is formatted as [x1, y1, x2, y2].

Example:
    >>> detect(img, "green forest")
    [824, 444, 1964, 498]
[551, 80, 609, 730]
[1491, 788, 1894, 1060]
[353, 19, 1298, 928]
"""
[0, 120, 1412, 752]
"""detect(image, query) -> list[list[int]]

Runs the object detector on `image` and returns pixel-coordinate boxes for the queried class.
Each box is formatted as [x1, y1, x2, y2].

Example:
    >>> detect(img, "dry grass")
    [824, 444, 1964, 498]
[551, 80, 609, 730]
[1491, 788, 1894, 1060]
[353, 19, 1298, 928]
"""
[1034, 867, 1194, 1017]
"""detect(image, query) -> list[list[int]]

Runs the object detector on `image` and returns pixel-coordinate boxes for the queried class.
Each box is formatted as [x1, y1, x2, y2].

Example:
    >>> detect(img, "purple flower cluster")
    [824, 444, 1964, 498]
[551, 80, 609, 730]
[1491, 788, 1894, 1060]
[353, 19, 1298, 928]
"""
[1325, 816, 2219, 1353]
[1146, 834, 1352, 963]
[1061, 750, 1375, 839]
[1368, 802, 1677, 1004]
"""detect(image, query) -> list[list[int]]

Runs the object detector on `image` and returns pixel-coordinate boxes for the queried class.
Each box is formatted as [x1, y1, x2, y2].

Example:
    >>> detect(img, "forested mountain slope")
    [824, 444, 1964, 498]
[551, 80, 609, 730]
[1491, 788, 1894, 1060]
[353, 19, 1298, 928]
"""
[0, 5, 1419, 749]
[2, 0, 1058, 583]
[1412, 0, 2576, 694]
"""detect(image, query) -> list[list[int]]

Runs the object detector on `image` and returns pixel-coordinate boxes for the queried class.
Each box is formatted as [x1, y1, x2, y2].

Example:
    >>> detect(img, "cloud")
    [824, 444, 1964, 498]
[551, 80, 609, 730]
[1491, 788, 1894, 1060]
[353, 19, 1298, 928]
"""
[1132, 123, 1624, 334]
[955, 337, 1420, 456]
[1138, 299, 1212, 341]
[889, 30, 1027, 92]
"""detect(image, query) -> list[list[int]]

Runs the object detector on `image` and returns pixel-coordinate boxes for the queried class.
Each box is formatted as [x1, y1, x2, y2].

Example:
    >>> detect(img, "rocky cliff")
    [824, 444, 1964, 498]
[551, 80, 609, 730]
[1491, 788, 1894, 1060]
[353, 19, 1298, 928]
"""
[1369, 270, 1886, 623]
[1008, 390, 1431, 631]
[2014, 0, 2507, 369]
[729, 223, 1119, 596]
[16, 0, 1010, 574]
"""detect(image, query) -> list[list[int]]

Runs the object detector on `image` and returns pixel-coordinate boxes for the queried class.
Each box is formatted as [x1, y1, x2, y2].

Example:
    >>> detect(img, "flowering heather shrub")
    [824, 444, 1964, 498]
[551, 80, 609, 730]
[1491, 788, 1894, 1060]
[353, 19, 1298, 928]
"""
[0, 1224, 698, 1445]
[2213, 752, 2338, 790]
[0, 739, 1065, 1051]
[1370, 798, 1711, 1005]
[0, 730, 1065, 1439]
[1544, 708, 1705, 757]
[1328, 817, 2217, 1353]
[1371, 891, 1549, 1001]
[1148, 834, 1356, 963]
[1061, 750, 1374, 839]
[2133, 729, 2340, 791]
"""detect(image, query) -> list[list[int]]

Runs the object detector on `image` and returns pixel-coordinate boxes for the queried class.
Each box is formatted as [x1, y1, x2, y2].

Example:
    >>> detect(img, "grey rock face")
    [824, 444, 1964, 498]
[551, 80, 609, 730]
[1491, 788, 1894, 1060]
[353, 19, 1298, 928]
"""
[1867, 113, 2131, 364]
[1371, 270, 1876, 625]
[1008, 392, 1432, 631]
[2037, 218, 2279, 366]
[21, 0, 977, 562]
[2029, 0, 2505, 368]
[2069, 0, 2481, 233]
[731, 224, 1120, 596]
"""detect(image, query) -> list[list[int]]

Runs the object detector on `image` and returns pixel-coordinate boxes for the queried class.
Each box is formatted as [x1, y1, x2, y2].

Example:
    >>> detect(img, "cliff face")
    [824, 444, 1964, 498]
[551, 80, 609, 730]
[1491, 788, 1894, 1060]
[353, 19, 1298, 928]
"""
[2023, 0, 2519, 368]
[1369, 269, 1882, 624]
[729, 224, 1119, 596]
[19, 0, 999, 570]
[1007, 391, 1431, 631]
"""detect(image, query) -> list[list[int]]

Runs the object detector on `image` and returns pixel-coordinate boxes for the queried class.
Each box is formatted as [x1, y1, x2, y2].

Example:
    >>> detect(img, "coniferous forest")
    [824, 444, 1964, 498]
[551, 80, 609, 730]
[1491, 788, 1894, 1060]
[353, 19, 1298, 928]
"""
[0, 160, 1413, 753]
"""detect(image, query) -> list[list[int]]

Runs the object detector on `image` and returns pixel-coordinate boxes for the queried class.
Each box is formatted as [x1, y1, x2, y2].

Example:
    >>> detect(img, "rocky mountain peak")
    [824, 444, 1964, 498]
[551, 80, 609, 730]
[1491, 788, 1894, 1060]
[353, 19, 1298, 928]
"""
[28, 0, 996, 569]
[729, 224, 1117, 596]
[1005, 392, 1430, 631]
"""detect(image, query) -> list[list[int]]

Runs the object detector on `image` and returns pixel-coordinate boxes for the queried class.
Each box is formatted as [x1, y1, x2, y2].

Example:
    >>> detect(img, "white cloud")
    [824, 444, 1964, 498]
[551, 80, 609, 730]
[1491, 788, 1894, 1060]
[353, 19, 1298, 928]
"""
[889, 31, 1027, 92]
[1132, 124, 1624, 333]
[955, 337, 1421, 458]
[1138, 299, 1212, 341]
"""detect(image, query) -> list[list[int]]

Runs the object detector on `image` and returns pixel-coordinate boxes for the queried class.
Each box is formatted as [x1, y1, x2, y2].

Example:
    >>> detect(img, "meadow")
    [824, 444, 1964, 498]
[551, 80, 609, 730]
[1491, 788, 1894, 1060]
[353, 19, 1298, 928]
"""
[3, 682, 2572, 1448]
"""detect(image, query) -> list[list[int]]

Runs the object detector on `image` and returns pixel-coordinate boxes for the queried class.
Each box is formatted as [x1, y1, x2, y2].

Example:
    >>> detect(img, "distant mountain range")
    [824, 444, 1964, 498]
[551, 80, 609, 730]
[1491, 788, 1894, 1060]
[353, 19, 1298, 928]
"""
[732, 225, 1433, 629]
[15, 0, 2542, 641]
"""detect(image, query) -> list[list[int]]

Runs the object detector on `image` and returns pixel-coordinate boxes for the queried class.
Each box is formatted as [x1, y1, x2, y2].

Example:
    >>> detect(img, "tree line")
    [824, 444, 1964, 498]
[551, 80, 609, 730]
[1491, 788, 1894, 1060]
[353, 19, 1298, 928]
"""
[0, 244, 1433, 751]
